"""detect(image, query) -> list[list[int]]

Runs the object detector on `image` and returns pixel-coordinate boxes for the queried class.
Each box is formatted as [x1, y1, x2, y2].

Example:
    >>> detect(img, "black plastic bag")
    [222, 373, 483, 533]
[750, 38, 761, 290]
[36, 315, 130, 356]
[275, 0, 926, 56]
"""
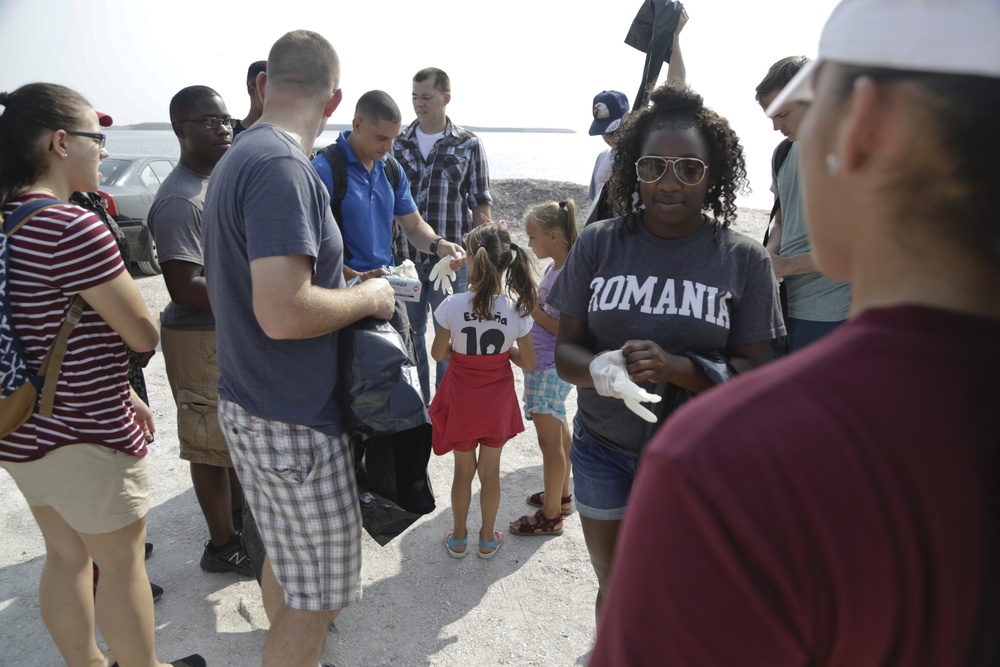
[639, 350, 738, 446]
[354, 425, 436, 546]
[339, 297, 429, 437]
[624, 0, 684, 111]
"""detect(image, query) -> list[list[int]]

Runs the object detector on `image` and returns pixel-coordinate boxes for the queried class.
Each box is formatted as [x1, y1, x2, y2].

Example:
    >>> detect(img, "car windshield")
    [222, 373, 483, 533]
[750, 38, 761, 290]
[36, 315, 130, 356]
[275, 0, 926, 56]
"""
[99, 159, 128, 186]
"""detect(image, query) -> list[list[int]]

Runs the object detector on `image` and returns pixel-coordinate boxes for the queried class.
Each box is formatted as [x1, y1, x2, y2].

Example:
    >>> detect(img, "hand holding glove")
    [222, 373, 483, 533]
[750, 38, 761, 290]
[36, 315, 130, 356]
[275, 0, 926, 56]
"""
[589, 350, 662, 422]
[429, 255, 457, 295]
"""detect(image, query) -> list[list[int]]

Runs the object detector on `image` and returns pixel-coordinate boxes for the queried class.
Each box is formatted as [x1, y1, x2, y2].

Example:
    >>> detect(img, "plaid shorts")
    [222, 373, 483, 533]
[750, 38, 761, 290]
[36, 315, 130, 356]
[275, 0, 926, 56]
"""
[218, 400, 362, 611]
[522, 364, 573, 421]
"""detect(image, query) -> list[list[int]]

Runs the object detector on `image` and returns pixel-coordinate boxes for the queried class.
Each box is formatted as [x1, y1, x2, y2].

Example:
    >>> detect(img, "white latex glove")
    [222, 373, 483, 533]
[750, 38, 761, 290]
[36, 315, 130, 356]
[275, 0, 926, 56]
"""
[392, 259, 419, 281]
[589, 350, 662, 422]
[429, 255, 457, 295]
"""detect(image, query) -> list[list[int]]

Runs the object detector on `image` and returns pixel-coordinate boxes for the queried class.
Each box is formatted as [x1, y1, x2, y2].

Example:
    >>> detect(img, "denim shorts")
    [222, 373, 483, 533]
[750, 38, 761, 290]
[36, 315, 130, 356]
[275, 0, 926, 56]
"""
[568, 417, 638, 521]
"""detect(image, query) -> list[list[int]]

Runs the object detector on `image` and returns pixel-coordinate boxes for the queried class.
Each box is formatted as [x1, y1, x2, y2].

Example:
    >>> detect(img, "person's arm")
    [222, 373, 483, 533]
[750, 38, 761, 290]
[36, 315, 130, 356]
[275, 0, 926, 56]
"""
[80, 272, 159, 353]
[622, 338, 770, 393]
[431, 324, 452, 362]
[554, 313, 598, 387]
[130, 386, 155, 442]
[770, 250, 820, 278]
[532, 305, 560, 336]
[343, 265, 389, 282]
[250, 254, 395, 340]
[472, 204, 492, 228]
[665, 7, 688, 89]
[161, 260, 211, 311]
[397, 211, 464, 259]
[765, 202, 784, 256]
[510, 333, 536, 371]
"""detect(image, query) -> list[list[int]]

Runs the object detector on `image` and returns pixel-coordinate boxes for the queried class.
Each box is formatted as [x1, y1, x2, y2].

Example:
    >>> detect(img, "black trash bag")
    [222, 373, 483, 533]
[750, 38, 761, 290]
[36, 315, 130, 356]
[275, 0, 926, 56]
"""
[624, 0, 685, 111]
[354, 427, 435, 546]
[361, 424, 436, 515]
[339, 297, 429, 437]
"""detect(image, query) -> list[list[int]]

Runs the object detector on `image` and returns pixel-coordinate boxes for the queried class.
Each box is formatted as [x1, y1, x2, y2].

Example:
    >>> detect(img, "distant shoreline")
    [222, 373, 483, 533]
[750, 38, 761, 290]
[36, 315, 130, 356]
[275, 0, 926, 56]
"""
[110, 123, 576, 134]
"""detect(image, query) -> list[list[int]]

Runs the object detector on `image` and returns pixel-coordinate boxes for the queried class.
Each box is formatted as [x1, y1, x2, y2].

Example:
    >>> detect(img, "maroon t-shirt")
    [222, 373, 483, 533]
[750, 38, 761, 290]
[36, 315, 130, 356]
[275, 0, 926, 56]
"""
[0, 196, 146, 462]
[591, 305, 999, 666]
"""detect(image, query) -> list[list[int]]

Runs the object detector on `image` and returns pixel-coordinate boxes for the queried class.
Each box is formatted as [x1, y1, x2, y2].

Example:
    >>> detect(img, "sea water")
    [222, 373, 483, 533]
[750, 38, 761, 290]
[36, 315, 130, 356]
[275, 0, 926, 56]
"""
[105, 129, 774, 210]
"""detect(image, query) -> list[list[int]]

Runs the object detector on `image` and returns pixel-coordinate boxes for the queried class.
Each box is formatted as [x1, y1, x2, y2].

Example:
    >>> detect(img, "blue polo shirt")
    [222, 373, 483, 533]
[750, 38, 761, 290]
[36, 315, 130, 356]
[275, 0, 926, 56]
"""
[312, 131, 418, 272]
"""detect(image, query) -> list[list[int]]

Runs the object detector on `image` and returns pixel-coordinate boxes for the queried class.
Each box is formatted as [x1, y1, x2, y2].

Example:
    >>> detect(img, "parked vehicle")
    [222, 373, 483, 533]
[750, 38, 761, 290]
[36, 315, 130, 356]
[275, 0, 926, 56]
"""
[97, 155, 178, 275]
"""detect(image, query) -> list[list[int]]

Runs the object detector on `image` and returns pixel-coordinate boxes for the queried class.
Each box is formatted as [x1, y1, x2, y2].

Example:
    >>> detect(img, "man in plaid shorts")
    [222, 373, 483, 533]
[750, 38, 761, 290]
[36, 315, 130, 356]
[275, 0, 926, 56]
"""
[202, 30, 395, 667]
[393, 67, 493, 404]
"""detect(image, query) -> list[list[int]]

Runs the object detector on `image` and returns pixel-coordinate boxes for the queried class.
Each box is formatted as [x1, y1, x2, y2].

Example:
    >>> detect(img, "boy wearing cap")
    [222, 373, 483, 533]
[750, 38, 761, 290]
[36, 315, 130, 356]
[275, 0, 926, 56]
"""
[586, 11, 686, 223]
[755, 56, 851, 354]
[587, 90, 629, 203]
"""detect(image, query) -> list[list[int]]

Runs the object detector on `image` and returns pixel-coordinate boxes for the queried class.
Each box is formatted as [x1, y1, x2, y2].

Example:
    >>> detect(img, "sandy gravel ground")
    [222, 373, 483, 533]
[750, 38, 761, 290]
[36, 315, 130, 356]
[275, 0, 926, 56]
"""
[0, 180, 768, 667]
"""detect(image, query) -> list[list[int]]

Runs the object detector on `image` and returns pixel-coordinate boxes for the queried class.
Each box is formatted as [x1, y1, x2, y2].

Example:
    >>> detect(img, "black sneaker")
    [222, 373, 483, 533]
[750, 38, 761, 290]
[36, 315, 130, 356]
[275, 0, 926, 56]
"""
[94, 564, 163, 602]
[200, 536, 253, 576]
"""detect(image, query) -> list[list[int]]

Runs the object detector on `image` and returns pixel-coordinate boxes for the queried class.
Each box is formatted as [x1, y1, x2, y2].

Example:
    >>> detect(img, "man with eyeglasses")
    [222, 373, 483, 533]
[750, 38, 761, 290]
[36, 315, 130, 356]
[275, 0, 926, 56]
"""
[756, 57, 851, 354]
[393, 67, 492, 405]
[148, 85, 252, 577]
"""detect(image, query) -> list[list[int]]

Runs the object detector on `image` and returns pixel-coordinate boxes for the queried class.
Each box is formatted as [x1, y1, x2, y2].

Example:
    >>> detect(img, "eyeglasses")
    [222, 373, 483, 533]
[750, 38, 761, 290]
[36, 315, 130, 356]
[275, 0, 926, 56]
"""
[66, 130, 107, 148]
[178, 117, 237, 130]
[635, 156, 707, 186]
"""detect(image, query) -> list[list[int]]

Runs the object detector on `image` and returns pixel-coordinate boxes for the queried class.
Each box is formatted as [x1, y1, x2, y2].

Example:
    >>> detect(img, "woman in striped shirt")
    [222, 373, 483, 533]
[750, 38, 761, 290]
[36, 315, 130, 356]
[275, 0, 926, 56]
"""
[0, 83, 202, 667]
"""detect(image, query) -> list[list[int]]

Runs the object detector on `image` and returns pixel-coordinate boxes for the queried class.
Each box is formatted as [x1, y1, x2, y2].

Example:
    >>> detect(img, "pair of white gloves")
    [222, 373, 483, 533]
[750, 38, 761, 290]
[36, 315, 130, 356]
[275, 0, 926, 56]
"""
[589, 350, 662, 422]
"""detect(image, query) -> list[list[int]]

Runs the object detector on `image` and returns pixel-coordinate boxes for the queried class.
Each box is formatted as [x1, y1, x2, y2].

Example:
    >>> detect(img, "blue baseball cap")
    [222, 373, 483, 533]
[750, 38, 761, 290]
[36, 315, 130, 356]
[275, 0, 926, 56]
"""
[589, 90, 629, 136]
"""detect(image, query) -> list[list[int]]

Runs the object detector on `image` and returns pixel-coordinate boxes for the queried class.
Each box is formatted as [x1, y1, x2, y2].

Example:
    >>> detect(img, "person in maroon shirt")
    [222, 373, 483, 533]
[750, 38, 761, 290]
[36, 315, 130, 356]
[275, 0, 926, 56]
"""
[590, 0, 1000, 665]
[0, 84, 203, 667]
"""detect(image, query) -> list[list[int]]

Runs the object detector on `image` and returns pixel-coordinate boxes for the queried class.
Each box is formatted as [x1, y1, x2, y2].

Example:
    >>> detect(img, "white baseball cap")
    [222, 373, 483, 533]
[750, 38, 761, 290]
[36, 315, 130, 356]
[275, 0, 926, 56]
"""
[766, 0, 1000, 117]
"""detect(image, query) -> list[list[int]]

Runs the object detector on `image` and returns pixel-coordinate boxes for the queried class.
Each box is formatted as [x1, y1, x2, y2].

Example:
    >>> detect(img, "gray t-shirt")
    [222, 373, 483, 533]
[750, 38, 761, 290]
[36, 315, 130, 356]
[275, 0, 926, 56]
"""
[202, 124, 347, 433]
[771, 143, 851, 321]
[148, 163, 215, 330]
[547, 216, 784, 457]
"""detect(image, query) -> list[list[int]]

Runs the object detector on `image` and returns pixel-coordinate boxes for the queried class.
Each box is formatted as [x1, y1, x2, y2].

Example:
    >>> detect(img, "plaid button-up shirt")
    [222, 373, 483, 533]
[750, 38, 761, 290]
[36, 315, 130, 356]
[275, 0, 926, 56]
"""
[392, 118, 492, 263]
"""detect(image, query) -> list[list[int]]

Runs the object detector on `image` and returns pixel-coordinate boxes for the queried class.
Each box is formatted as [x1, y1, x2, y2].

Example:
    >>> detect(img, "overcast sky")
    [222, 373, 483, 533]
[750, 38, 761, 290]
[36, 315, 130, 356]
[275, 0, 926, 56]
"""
[0, 0, 839, 197]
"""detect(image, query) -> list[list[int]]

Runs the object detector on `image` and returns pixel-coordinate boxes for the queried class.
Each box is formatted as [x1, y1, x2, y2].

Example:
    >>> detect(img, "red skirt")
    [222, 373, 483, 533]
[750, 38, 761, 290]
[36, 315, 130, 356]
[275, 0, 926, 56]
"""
[429, 351, 524, 456]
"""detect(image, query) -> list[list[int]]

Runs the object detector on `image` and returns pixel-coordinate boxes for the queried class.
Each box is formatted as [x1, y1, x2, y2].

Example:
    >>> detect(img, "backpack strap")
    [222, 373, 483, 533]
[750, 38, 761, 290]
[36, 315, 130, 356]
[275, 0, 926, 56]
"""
[36, 296, 84, 417]
[3, 198, 62, 236]
[763, 139, 794, 246]
[4, 199, 84, 417]
[318, 144, 404, 262]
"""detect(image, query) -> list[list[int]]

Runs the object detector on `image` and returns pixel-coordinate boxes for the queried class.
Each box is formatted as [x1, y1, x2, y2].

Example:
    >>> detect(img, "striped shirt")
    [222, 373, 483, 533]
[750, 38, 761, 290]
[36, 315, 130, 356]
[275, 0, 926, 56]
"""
[392, 118, 492, 263]
[0, 196, 146, 462]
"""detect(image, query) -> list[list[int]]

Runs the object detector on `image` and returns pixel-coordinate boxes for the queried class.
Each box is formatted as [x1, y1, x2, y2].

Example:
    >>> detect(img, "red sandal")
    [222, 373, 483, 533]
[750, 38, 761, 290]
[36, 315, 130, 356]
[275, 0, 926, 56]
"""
[526, 491, 573, 516]
[510, 509, 564, 536]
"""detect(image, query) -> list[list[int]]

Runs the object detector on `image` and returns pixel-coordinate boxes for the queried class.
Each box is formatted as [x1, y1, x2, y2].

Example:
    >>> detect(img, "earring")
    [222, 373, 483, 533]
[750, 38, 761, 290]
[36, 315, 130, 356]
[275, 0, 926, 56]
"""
[825, 153, 841, 175]
[62, 152, 68, 157]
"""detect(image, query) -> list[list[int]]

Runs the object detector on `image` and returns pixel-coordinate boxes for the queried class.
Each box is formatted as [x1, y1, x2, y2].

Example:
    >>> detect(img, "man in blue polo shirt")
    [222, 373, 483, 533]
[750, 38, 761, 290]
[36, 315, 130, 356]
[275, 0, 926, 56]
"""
[313, 90, 462, 282]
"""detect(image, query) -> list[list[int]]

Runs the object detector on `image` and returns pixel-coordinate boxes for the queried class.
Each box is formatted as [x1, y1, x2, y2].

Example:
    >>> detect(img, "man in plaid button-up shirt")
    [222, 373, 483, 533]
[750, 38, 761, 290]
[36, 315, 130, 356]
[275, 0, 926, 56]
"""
[393, 67, 492, 404]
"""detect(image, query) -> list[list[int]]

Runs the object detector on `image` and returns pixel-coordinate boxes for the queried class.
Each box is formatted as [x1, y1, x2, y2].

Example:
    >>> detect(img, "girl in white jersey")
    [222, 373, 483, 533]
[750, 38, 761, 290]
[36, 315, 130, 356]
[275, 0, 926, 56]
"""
[429, 222, 537, 559]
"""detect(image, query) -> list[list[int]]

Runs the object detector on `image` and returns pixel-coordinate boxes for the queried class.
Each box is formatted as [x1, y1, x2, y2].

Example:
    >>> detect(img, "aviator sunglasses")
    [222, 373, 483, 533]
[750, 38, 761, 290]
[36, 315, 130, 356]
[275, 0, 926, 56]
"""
[635, 155, 708, 186]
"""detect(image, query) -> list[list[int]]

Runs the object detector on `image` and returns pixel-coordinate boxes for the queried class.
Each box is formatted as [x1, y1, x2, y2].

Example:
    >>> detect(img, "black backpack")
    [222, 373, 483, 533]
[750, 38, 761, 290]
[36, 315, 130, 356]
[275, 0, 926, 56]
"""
[318, 143, 402, 261]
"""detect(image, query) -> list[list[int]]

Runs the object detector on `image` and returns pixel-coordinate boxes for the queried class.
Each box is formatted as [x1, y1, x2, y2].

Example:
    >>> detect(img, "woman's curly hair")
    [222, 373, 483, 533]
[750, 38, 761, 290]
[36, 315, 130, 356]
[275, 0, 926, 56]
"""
[607, 85, 748, 234]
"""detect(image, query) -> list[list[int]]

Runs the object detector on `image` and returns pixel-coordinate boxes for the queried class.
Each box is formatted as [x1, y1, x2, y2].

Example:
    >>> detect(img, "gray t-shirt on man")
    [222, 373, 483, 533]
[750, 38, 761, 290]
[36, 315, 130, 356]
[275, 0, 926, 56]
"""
[771, 143, 851, 322]
[547, 217, 784, 458]
[148, 163, 215, 330]
[202, 124, 347, 433]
